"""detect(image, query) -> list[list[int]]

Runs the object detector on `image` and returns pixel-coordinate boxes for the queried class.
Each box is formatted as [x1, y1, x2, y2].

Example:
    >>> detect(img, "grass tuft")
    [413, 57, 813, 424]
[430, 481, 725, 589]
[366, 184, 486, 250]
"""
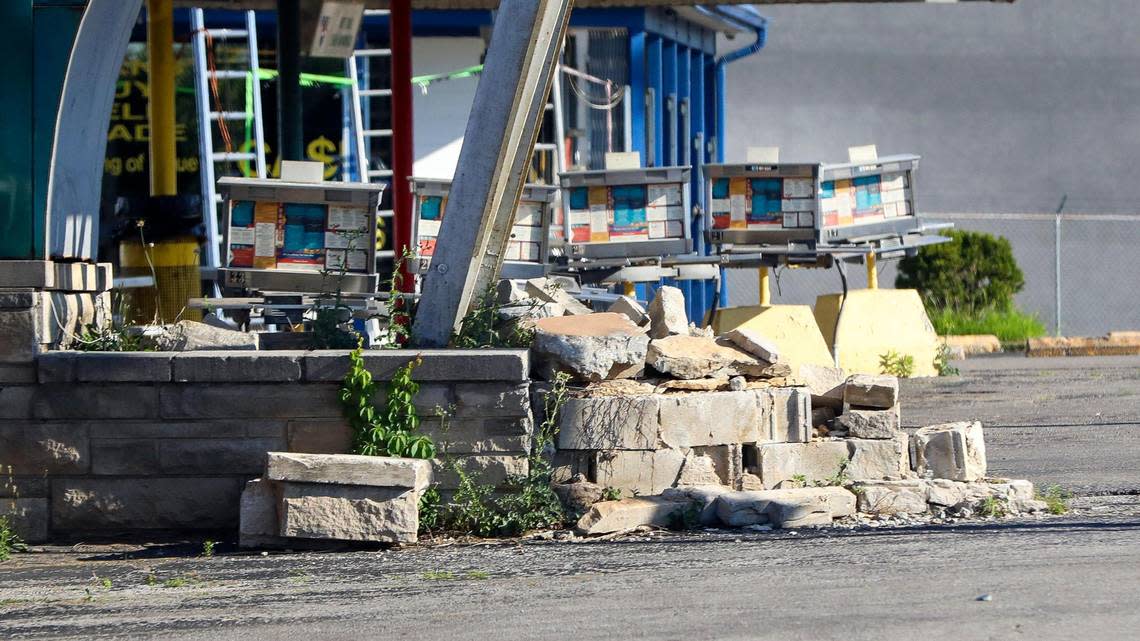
[929, 307, 1047, 342]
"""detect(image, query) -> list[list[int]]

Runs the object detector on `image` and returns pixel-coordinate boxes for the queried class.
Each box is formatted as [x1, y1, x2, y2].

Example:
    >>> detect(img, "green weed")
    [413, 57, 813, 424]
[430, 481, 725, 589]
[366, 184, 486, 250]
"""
[1037, 485, 1073, 515]
[0, 516, 25, 562]
[600, 487, 623, 502]
[879, 351, 916, 378]
[980, 495, 1007, 518]
[934, 343, 960, 377]
[928, 307, 1046, 342]
[422, 570, 456, 581]
[201, 539, 215, 558]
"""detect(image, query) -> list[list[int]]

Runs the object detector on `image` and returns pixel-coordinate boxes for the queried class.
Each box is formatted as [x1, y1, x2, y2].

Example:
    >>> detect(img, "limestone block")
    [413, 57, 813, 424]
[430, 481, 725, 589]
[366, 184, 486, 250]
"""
[267, 452, 431, 491]
[552, 476, 605, 516]
[525, 278, 592, 315]
[798, 363, 847, 410]
[647, 286, 689, 339]
[757, 441, 849, 489]
[0, 497, 49, 543]
[161, 438, 282, 475]
[239, 478, 282, 549]
[34, 384, 159, 420]
[843, 374, 899, 409]
[52, 477, 242, 531]
[846, 434, 911, 481]
[722, 327, 780, 364]
[277, 482, 419, 543]
[0, 423, 89, 475]
[607, 295, 650, 327]
[453, 382, 531, 418]
[590, 449, 686, 496]
[159, 384, 340, 419]
[430, 454, 528, 490]
[558, 394, 659, 450]
[531, 313, 649, 382]
[172, 353, 301, 382]
[419, 417, 532, 454]
[715, 487, 856, 528]
[288, 419, 353, 454]
[658, 391, 761, 447]
[768, 387, 812, 443]
[646, 335, 784, 380]
[576, 496, 691, 535]
[303, 350, 529, 383]
[834, 406, 901, 439]
[911, 421, 987, 482]
[144, 320, 259, 351]
[661, 485, 732, 526]
[853, 479, 929, 515]
[676, 453, 725, 486]
[91, 439, 160, 475]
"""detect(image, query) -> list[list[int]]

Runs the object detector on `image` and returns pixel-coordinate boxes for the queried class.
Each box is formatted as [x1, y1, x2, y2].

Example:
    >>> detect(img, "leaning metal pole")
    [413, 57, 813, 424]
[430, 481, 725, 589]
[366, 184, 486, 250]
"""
[412, 0, 574, 347]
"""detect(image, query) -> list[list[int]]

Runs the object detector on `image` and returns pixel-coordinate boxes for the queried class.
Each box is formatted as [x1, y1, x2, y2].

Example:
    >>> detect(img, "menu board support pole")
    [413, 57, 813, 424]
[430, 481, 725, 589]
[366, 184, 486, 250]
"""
[865, 252, 878, 290]
[412, 0, 573, 346]
[759, 266, 771, 306]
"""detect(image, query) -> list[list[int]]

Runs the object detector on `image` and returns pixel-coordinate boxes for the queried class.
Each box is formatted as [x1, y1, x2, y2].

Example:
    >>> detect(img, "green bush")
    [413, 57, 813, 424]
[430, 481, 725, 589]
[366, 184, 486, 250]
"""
[927, 307, 1046, 342]
[896, 230, 1025, 313]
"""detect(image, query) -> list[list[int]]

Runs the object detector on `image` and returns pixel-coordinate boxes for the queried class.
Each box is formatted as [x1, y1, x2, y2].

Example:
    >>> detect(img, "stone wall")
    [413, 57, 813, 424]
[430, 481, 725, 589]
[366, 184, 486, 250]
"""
[0, 349, 531, 541]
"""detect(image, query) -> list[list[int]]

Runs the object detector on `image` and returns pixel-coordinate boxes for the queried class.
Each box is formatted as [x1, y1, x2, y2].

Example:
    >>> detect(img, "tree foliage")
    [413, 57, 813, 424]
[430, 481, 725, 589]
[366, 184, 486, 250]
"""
[896, 230, 1025, 313]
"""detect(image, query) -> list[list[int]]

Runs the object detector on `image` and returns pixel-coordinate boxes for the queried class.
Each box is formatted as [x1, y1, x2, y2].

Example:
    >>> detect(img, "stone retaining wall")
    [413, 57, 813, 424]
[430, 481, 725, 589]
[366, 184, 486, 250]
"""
[0, 349, 531, 541]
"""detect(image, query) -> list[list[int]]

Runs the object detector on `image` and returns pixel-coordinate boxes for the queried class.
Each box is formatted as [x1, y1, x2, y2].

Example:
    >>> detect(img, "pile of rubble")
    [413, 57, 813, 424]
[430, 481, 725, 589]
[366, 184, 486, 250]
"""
[509, 280, 1048, 536]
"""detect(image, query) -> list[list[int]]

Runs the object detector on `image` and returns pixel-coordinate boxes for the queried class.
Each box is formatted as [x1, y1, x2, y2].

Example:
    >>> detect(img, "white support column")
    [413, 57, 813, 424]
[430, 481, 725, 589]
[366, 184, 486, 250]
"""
[412, 0, 574, 347]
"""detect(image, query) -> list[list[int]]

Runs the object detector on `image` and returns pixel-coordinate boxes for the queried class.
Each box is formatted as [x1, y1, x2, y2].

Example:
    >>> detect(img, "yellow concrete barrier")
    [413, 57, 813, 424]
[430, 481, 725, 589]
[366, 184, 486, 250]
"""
[815, 289, 939, 377]
[711, 304, 835, 377]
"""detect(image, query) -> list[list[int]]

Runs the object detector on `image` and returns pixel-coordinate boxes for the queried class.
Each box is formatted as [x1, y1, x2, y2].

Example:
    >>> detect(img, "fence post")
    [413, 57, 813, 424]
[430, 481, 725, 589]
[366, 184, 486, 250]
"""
[1054, 212, 1062, 337]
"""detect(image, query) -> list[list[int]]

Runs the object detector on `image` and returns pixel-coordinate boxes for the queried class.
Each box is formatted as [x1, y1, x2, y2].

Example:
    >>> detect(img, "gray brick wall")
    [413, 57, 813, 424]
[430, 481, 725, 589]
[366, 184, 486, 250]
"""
[0, 349, 532, 541]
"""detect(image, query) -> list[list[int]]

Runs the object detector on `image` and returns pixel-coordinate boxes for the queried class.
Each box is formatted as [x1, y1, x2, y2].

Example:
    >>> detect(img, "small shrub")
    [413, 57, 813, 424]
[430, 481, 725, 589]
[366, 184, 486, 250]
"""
[896, 230, 1025, 314]
[452, 283, 538, 349]
[816, 458, 851, 488]
[339, 342, 435, 459]
[879, 351, 916, 378]
[600, 487, 622, 502]
[668, 503, 702, 531]
[0, 516, 25, 562]
[934, 343, 960, 377]
[1037, 485, 1073, 515]
[980, 495, 1007, 518]
[201, 540, 215, 558]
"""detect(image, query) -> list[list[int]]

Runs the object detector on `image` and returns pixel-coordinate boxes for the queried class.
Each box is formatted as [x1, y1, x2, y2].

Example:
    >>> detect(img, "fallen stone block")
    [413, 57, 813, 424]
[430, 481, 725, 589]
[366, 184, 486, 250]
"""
[661, 485, 732, 526]
[646, 335, 783, 380]
[843, 374, 899, 409]
[799, 364, 847, 410]
[722, 327, 780, 364]
[757, 441, 849, 489]
[532, 313, 649, 382]
[911, 421, 987, 482]
[558, 394, 659, 450]
[576, 496, 692, 535]
[277, 481, 419, 543]
[607, 296, 650, 327]
[143, 320, 259, 351]
[239, 478, 285, 549]
[835, 406, 901, 439]
[846, 435, 911, 481]
[266, 452, 431, 491]
[552, 475, 606, 516]
[925, 478, 1043, 515]
[853, 479, 929, 515]
[525, 278, 592, 315]
[647, 286, 689, 339]
[715, 486, 856, 528]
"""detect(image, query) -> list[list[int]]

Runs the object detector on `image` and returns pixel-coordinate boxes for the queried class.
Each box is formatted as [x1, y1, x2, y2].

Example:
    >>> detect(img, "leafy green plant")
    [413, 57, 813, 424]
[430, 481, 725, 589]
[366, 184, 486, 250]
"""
[201, 540, 215, 558]
[381, 248, 418, 348]
[418, 486, 442, 533]
[452, 283, 538, 349]
[0, 516, 25, 562]
[339, 342, 435, 459]
[815, 458, 851, 488]
[790, 474, 808, 487]
[600, 487, 622, 502]
[1037, 485, 1073, 515]
[72, 322, 146, 352]
[980, 495, 1007, 518]
[879, 351, 916, 378]
[896, 230, 1026, 314]
[927, 307, 1046, 342]
[310, 231, 363, 350]
[668, 503, 702, 531]
[934, 343, 960, 377]
[422, 570, 456, 581]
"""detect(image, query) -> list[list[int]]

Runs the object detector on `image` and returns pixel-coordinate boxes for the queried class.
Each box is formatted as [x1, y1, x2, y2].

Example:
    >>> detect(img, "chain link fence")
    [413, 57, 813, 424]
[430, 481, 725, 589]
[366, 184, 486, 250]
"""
[723, 213, 1140, 337]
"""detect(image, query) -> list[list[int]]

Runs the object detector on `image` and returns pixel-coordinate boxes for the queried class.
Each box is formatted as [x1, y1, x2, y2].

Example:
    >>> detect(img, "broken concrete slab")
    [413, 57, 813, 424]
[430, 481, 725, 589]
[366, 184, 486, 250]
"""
[661, 485, 732, 526]
[834, 406, 901, 439]
[607, 295, 650, 327]
[647, 285, 689, 339]
[576, 496, 691, 535]
[853, 479, 929, 515]
[239, 478, 285, 549]
[277, 482, 419, 543]
[143, 320, 259, 351]
[799, 363, 847, 410]
[843, 374, 899, 409]
[911, 421, 987, 482]
[266, 452, 432, 491]
[925, 478, 1043, 515]
[646, 335, 785, 380]
[532, 313, 649, 382]
[723, 327, 780, 364]
[757, 441, 849, 489]
[715, 486, 856, 528]
[525, 278, 592, 315]
[846, 434, 911, 481]
[676, 453, 725, 486]
[768, 387, 813, 443]
[552, 475, 606, 516]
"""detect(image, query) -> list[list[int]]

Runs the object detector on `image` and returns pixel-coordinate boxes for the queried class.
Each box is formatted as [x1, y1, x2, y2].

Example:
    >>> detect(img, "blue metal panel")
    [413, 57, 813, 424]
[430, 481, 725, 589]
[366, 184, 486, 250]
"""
[646, 35, 662, 168]
[628, 32, 647, 163]
[0, 1, 37, 258]
[662, 40, 677, 167]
